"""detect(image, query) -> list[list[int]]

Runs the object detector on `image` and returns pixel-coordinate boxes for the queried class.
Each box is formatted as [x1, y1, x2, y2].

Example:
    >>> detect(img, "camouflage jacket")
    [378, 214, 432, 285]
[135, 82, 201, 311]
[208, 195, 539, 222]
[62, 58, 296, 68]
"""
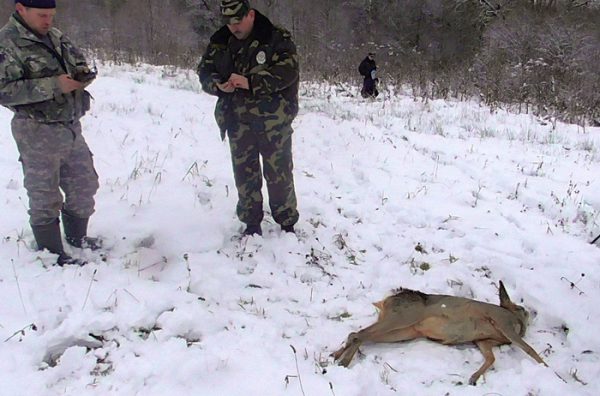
[197, 10, 299, 140]
[0, 14, 92, 123]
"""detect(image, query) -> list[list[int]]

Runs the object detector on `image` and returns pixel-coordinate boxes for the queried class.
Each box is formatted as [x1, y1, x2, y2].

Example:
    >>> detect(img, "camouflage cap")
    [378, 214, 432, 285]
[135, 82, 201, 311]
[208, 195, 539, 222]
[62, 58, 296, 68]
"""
[220, 0, 250, 25]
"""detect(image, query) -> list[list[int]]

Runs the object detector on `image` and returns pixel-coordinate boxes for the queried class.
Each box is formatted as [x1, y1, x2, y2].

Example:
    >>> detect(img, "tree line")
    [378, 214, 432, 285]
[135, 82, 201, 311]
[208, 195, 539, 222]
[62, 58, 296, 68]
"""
[1, 0, 598, 124]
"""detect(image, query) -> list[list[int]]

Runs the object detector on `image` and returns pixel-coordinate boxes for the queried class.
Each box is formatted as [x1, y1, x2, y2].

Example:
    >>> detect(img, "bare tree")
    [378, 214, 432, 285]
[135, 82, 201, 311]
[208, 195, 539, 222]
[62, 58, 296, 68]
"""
[0, 0, 597, 122]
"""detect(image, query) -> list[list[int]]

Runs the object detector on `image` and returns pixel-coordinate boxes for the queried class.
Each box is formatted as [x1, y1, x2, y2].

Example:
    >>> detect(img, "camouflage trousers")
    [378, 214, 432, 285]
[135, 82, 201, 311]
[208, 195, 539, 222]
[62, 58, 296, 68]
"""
[11, 117, 99, 226]
[227, 122, 298, 227]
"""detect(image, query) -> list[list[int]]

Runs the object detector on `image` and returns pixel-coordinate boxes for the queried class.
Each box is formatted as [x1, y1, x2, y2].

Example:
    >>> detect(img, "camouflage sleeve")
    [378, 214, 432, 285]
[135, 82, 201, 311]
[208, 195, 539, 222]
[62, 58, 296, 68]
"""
[250, 31, 299, 97]
[0, 47, 61, 107]
[61, 34, 90, 67]
[197, 43, 223, 97]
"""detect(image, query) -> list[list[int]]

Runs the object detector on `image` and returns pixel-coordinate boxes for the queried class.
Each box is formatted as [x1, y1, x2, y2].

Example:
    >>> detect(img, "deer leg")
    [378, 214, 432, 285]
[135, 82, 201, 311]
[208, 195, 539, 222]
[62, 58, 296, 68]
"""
[332, 321, 392, 366]
[332, 332, 363, 367]
[361, 323, 421, 343]
[469, 340, 497, 385]
[333, 321, 421, 367]
[488, 318, 547, 366]
[511, 337, 547, 366]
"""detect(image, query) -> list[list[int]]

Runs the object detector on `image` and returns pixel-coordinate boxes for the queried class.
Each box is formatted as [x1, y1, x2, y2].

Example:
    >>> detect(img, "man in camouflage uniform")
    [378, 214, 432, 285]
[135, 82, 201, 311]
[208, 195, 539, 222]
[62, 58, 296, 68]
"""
[0, 0, 100, 265]
[198, 0, 299, 236]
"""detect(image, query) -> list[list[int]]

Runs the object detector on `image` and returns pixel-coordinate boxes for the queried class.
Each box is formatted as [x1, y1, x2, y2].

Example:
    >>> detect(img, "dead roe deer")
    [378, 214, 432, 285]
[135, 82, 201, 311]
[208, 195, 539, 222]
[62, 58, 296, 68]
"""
[332, 281, 547, 385]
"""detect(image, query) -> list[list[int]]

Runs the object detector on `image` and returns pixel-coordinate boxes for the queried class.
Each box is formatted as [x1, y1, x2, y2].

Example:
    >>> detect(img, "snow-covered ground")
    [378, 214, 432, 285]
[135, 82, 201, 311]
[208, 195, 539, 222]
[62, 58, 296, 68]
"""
[1, 63, 599, 395]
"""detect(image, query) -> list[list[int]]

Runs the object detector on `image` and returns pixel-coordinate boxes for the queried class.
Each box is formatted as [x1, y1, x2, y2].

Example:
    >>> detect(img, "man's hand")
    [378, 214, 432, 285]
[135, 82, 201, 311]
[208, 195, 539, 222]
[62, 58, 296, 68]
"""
[216, 81, 235, 93]
[228, 73, 249, 90]
[57, 74, 84, 94]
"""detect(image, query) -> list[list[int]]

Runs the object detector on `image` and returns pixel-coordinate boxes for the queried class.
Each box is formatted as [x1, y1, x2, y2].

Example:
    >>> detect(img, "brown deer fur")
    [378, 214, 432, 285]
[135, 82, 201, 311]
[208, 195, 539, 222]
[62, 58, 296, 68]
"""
[332, 281, 547, 385]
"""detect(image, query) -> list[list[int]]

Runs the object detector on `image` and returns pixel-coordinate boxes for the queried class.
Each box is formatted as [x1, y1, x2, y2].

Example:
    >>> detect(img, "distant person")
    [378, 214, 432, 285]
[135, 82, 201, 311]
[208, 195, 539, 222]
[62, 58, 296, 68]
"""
[0, 0, 101, 265]
[359, 52, 379, 98]
[197, 0, 300, 237]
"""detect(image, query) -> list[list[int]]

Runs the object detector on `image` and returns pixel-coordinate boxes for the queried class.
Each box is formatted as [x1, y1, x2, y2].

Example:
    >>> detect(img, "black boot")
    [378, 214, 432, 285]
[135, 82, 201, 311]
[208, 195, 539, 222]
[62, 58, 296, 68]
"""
[281, 224, 295, 234]
[243, 224, 262, 236]
[31, 220, 85, 266]
[61, 211, 102, 250]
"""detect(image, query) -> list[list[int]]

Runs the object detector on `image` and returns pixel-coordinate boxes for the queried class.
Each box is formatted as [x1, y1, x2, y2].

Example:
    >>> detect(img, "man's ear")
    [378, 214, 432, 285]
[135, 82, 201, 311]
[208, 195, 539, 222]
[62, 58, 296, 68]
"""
[16, 3, 26, 14]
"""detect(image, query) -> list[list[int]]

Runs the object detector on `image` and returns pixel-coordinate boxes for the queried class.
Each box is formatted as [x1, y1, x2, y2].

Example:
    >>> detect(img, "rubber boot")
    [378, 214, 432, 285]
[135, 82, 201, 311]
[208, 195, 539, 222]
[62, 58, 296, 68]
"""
[281, 224, 295, 234]
[61, 210, 102, 250]
[243, 224, 262, 236]
[31, 220, 85, 266]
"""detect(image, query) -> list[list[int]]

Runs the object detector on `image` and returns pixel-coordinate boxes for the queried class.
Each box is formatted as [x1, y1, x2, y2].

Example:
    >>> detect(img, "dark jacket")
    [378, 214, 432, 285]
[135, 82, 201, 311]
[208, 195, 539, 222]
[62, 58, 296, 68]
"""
[359, 56, 379, 98]
[359, 56, 377, 80]
[197, 10, 299, 140]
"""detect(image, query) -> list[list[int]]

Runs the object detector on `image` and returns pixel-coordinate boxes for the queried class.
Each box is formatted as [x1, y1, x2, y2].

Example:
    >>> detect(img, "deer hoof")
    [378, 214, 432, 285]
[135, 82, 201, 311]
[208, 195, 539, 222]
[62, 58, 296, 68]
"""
[468, 374, 479, 386]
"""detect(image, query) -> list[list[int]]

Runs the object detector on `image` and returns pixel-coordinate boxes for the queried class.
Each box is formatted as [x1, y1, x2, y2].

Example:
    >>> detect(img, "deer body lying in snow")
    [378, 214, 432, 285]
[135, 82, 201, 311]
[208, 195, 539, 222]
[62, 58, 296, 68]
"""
[332, 281, 547, 385]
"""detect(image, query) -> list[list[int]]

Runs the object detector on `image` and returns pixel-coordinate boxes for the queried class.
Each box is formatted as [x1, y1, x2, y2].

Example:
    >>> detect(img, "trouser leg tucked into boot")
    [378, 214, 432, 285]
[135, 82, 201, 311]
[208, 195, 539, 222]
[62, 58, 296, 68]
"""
[31, 220, 85, 266]
[61, 210, 102, 250]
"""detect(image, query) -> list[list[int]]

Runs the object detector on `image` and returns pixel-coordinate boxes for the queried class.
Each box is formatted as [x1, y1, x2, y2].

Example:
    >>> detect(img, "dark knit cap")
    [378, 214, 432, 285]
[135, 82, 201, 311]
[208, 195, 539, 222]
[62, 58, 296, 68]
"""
[15, 0, 56, 8]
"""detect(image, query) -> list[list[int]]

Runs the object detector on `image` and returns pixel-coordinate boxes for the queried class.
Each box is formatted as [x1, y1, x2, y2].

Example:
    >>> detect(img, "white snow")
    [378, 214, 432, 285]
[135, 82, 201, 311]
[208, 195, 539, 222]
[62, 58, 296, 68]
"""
[1, 63, 599, 395]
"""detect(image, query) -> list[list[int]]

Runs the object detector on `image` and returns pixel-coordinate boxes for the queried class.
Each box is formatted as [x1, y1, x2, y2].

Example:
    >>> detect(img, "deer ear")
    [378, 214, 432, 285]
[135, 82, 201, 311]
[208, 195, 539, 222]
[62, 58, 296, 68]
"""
[499, 281, 512, 308]
[373, 300, 386, 320]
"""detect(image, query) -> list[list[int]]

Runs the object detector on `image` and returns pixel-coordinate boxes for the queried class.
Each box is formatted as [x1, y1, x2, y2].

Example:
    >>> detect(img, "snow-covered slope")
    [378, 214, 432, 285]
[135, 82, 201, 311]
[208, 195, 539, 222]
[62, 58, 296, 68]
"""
[1, 63, 599, 395]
